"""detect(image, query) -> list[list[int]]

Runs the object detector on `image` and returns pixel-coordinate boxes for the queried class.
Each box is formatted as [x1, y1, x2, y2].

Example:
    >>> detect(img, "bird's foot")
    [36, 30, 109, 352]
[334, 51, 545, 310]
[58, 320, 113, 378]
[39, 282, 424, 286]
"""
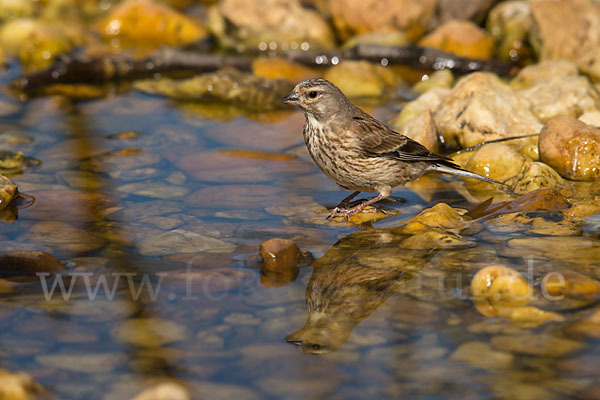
[326, 205, 378, 220]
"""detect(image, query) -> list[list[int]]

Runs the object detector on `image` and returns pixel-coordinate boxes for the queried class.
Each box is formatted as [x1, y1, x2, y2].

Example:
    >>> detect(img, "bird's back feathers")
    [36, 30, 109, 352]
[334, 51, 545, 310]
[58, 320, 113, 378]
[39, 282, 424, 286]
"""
[347, 106, 506, 186]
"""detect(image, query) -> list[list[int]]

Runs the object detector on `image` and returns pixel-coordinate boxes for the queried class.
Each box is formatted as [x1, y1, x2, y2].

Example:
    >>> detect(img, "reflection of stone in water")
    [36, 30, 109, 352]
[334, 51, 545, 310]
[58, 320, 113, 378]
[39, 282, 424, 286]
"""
[287, 230, 431, 355]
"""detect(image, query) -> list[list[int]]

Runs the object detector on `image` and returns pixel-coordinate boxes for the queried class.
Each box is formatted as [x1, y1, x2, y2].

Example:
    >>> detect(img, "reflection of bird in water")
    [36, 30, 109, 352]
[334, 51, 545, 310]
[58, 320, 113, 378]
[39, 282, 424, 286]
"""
[286, 230, 432, 355]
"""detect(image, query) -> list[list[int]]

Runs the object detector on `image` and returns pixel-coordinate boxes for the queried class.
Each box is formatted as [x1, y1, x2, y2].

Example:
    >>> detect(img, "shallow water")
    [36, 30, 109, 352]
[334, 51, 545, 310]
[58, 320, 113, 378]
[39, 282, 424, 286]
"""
[1, 65, 600, 400]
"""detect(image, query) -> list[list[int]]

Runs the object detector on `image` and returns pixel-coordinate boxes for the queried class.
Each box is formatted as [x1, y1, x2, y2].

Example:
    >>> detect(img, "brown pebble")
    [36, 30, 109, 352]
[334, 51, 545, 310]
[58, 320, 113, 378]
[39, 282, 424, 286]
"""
[0, 250, 65, 280]
[259, 238, 300, 287]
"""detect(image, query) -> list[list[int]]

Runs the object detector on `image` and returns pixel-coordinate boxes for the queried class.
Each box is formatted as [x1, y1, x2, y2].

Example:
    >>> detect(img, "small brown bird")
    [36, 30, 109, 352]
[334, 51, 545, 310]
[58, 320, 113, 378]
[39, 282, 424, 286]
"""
[282, 78, 504, 218]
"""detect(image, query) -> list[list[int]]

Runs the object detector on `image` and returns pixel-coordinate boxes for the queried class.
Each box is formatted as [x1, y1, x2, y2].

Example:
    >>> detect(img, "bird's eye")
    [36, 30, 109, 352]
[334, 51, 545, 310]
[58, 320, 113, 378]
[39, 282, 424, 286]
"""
[308, 91, 318, 99]
[312, 344, 321, 350]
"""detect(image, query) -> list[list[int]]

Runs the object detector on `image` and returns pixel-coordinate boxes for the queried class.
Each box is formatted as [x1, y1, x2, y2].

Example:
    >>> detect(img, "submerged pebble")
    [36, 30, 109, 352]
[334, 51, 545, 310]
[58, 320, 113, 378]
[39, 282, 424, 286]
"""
[136, 229, 236, 256]
[470, 265, 531, 317]
[130, 383, 191, 400]
[490, 334, 583, 357]
[0, 250, 64, 279]
[450, 341, 514, 370]
[111, 317, 189, 347]
[0, 369, 49, 400]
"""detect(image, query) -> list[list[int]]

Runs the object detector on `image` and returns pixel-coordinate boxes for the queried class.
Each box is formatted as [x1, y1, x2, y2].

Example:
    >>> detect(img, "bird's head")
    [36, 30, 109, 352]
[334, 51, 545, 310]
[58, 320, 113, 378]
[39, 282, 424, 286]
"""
[282, 78, 350, 122]
[285, 312, 355, 355]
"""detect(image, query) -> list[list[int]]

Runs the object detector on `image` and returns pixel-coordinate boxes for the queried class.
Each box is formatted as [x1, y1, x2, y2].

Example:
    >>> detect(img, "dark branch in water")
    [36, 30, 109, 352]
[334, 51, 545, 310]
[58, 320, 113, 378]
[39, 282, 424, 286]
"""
[11, 48, 253, 92]
[287, 44, 516, 76]
[12, 44, 515, 93]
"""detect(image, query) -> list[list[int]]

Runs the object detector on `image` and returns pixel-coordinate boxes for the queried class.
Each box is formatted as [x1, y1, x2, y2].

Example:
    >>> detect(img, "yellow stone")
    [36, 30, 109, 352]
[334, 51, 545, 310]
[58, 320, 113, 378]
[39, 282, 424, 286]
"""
[396, 203, 466, 235]
[324, 60, 400, 98]
[508, 306, 564, 328]
[419, 20, 495, 60]
[252, 57, 317, 83]
[471, 265, 532, 317]
[97, 0, 207, 49]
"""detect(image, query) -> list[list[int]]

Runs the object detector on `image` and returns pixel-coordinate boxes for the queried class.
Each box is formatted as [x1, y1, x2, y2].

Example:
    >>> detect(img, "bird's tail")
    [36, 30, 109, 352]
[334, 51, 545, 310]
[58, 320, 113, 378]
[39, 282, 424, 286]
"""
[429, 163, 507, 186]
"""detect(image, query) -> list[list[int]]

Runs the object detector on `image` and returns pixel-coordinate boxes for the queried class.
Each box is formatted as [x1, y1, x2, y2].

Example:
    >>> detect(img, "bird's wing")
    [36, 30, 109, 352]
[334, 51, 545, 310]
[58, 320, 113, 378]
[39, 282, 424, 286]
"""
[349, 109, 456, 164]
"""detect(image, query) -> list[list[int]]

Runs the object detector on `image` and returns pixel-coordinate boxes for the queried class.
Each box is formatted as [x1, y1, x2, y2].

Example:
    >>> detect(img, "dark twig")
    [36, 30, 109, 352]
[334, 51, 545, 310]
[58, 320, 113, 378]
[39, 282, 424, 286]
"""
[11, 48, 253, 92]
[460, 133, 540, 153]
[287, 44, 516, 76]
[12, 44, 516, 93]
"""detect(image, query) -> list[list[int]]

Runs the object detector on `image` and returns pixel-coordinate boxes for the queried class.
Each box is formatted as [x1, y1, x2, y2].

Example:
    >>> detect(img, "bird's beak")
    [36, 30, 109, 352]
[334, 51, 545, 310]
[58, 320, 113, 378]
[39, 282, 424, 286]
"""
[285, 338, 303, 346]
[282, 91, 300, 105]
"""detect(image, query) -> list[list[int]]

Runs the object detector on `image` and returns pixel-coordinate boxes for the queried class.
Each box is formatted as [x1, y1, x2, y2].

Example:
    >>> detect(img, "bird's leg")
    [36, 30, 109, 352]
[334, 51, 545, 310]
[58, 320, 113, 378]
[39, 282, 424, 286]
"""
[328, 195, 385, 220]
[326, 191, 361, 219]
[336, 191, 361, 208]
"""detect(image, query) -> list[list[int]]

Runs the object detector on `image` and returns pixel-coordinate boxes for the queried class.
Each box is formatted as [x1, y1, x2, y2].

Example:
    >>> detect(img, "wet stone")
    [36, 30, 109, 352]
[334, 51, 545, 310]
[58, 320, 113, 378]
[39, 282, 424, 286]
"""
[508, 161, 565, 195]
[0, 250, 65, 279]
[470, 265, 531, 317]
[392, 87, 450, 129]
[130, 383, 191, 400]
[112, 317, 189, 347]
[464, 143, 526, 191]
[565, 310, 600, 339]
[98, 0, 207, 49]
[0, 174, 17, 211]
[491, 334, 583, 357]
[412, 69, 454, 94]
[0, 369, 49, 400]
[329, 0, 437, 42]
[117, 182, 189, 199]
[223, 312, 261, 326]
[324, 60, 399, 98]
[0, 150, 27, 174]
[450, 341, 514, 370]
[539, 115, 600, 181]
[138, 215, 185, 230]
[399, 110, 439, 153]
[259, 238, 300, 272]
[57, 170, 105, 190]
[517, 70, 600, 123]
[0, 131, 35, 149]
[27, 221, 106, 255]
[504, 237, 600, 265]
[435, 72, 542, 148]
[135, 69, 294, 112]
[419, 19, 494, 59]
[489, 212, 582, 237]
[214, 210, 267, 221]
[109, 168, 161, 182]
[24, 189, 116, 224]
[207, 0, 335, 51]
[108, 200, 182, 221]
[136, 229, 236, 256]
[507, 306, 565, 328]
[542, 270, 600, 301]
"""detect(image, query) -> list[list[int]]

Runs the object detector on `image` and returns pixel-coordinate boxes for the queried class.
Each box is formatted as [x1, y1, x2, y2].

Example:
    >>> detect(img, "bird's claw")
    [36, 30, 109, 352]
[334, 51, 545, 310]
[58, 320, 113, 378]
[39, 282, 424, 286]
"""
[326, 206, 378, 221]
